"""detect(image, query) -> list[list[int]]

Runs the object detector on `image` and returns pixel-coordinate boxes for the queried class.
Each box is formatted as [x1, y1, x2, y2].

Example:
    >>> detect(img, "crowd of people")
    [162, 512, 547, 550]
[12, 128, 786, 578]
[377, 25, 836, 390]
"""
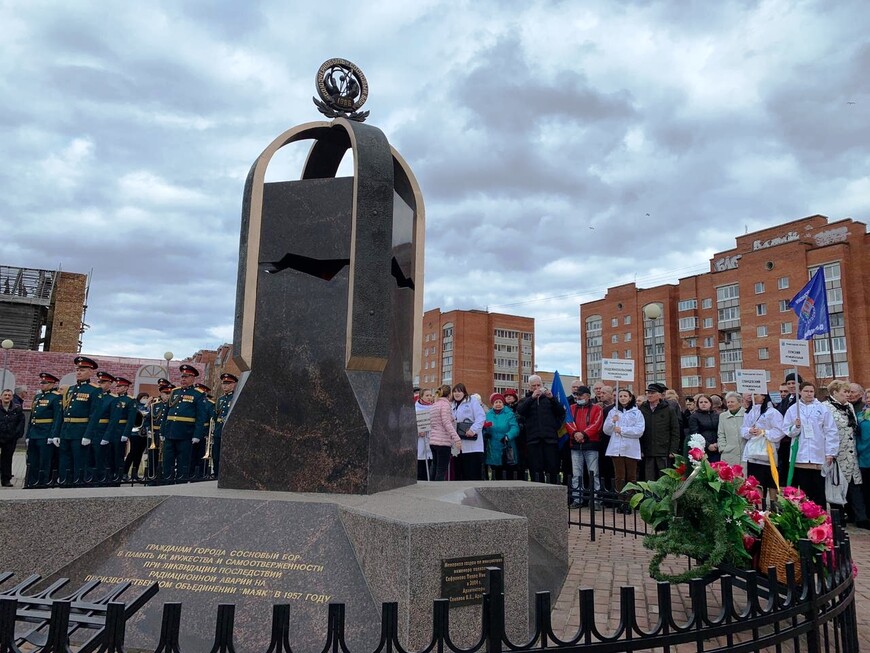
[0, 355, 238, 487]
[414, 373, 870, 526]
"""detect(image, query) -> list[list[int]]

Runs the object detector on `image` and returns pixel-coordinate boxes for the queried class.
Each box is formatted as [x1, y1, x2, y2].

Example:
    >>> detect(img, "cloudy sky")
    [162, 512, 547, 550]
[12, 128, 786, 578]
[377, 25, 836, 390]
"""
[1, 0, 867, 377]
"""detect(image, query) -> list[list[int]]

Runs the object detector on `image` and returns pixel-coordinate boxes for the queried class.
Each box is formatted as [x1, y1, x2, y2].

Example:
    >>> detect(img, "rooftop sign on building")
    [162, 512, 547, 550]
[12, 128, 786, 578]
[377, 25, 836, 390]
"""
[751, 230, 800, 251]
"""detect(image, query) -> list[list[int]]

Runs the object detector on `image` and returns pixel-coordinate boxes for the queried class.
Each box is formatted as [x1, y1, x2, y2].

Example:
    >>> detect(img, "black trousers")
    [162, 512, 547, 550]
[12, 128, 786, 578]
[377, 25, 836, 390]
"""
[430, 445, 452, 481]
[791, 467, 825, 508]
[0, 438, 16, 484]
[459, 451, 484, 481]
[124, 435, 147, 478]
[526, 442, 560, 483]
[163, 439, 192, 481]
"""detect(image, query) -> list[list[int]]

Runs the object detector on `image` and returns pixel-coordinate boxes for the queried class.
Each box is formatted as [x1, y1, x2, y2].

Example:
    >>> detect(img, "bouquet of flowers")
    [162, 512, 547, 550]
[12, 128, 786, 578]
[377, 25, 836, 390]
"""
[625, 434, 763, 583]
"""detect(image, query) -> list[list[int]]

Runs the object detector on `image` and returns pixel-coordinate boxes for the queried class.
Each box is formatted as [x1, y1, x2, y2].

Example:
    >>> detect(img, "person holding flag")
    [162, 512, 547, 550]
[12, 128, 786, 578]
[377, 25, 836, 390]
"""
[517, 374, 565, 484]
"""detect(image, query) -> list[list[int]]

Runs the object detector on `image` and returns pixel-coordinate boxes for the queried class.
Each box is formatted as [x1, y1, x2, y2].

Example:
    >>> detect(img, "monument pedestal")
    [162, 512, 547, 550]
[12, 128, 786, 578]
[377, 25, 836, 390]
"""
[0, 482, 566, 652]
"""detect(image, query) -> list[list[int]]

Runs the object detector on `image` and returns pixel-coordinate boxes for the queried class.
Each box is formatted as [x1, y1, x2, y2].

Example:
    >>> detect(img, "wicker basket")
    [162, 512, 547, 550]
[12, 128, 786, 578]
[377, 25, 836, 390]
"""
[758, 520, 802, 583]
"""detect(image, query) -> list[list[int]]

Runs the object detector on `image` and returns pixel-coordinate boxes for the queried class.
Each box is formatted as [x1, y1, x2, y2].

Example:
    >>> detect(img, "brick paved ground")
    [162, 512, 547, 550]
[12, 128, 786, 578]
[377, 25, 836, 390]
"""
[553, 504, 870, 651]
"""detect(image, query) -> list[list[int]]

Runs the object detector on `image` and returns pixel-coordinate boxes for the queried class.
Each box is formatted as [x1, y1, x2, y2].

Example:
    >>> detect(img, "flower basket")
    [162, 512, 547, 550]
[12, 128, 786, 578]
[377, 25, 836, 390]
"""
[758, 520, 801, 584]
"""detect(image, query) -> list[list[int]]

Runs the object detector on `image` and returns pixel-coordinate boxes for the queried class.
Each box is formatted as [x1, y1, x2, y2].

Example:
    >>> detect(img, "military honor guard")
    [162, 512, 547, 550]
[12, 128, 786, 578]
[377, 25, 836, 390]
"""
[212, 373, 237, 478]
[191, 382, 214, 478]
[59, 356, 102, 485]
[90, 371, 117, 483]
[160, 364, 209, 481]
[26, 372, 64, 486]
[103, 376, 137, 482]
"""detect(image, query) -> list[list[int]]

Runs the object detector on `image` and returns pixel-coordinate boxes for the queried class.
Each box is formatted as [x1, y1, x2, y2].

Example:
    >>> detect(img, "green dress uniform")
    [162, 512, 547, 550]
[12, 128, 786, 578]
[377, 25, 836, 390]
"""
[26, 389, 63, 486]
[90, 390, 117, 482]
[58, 381, 102, 484]
[212, 390, 233, 478]
[161, 385, 209, 481]
[102, 394, 137, 481]
[143, 399, 167, 479]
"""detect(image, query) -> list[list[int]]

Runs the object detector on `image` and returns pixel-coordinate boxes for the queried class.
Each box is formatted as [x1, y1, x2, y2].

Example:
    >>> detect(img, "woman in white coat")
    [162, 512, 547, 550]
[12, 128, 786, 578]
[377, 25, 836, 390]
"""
[451, 383, 486, 481]
[741, 393, 785, 501]
[604, 389, 644, 511]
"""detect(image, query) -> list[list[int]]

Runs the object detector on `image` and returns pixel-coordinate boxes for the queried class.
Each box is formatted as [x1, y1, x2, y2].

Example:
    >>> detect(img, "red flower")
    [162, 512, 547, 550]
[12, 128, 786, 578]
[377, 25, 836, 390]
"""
[742, 534, 757, 551]
[745, 489, 762, 505]
[782, 486, 806, 501]
[749, 510, 765, 525]
[808, 525, 828, 545]
[800, 501, 825, 520]
[731, 464, 744, 477]
[688, 448, 704, 461]
[675, 463, 687, 478]
[744, 475, 760, 489]
[717, 465, 735, 482]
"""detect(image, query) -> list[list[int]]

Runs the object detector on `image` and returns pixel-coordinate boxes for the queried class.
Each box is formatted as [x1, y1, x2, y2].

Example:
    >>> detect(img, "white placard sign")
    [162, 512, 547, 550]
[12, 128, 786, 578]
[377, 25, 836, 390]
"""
[779, 339, 810, 367]
[601, 358, 635, 382]
[735, 369, 768, 395]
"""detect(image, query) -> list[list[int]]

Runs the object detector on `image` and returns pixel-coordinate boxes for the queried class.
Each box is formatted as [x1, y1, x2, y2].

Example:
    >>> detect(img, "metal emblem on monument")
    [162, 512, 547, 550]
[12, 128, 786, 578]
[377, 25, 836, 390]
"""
[313, 58, 370, 121]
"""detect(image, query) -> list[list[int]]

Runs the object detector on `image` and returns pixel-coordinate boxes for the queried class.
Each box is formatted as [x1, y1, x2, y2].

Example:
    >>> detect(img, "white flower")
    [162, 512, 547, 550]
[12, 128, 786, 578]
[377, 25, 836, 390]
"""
[687, 433, 706, 452]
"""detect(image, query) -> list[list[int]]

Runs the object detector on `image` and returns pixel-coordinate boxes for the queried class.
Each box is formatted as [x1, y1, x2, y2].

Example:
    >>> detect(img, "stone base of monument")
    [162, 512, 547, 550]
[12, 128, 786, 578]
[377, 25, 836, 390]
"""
[0, 481, 566, 653]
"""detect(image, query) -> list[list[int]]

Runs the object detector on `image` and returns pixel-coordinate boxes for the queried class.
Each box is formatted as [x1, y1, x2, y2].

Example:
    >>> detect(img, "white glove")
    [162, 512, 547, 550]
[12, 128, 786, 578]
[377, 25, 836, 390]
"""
[100, 440, 109, 446]
[192, 438, 200, 444]
[81, 438, 91, 446]
[50, 438, 60, 447]
[121, 436, 128, 443]
[25, 438, 29, 446]
[160, 436, 165, 442]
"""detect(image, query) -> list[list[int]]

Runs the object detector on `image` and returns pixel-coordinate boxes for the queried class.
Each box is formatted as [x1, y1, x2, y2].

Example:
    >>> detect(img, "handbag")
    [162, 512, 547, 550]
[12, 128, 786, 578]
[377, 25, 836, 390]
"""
[456, 418, 477, 441]
[823, 459, 848, 505]
[501, 437, 516, 466]
[744, 435, 769, 461]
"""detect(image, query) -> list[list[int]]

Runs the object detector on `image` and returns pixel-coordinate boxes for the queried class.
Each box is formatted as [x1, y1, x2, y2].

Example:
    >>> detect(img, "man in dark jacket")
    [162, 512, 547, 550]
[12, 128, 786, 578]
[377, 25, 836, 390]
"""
[640, 383, 680, 481]
[517, 375, 565, 484]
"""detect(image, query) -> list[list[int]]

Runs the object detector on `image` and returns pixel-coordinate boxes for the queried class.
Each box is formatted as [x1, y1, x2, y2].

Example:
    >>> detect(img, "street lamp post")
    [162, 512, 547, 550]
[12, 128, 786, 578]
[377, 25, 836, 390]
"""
[1, 339, 13, 391]
[164, 351, 174, 380]
[642, 304, 663, 385]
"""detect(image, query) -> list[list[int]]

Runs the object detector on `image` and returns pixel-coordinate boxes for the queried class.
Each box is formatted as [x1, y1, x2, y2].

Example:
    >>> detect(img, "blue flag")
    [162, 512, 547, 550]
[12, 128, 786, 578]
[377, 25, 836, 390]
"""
[789, 267, 830, 340]
[551, 371, 573, 449]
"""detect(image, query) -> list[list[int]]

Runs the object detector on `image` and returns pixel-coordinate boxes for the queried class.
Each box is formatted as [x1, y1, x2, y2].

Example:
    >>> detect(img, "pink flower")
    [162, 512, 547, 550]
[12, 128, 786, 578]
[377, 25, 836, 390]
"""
[688, 448, 704, 461]
[731, 464, 744, 477]
[808, 525, 828, 545]
[782, 486, 806, 501]
[749, 510, 766, 525]
[742, 534, 757, 551]
[744, 475, 760, 490]
[711, 461, 727, 470]
[717, 465, 735, 482]
[853, 562, 859, 578]
[800, 501, 826, 520]
[745, 489, 762, 505]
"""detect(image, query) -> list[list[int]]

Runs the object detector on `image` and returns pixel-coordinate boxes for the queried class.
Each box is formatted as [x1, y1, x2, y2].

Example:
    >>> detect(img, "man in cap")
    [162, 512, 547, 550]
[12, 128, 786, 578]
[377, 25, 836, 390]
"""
[25, 372, 63, 486]
[212, 373, 238, 478]
[103, 377, 137, 482]
[58, 356, 103, 485]
[89, 371, 117, 483]
[160, 364, 209, 481]
[776, 372, 803, 482]
[132, 380, 172, 481]
[640, 382, 681, 481]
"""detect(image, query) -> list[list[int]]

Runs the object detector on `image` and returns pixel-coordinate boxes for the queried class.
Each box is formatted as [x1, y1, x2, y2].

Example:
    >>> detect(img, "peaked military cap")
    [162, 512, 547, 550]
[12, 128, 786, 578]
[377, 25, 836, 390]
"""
[179, 364, 200, 377]
[39, 372, 60, 383]
[220, 373, 238, 383]
[160, 383, 176, 392]
[115, 377, 132, 386]
[157, 377, 170, 386]
[194, 383, 211, 393]
[74, 355, 99, 370]
[97, 371, 116, 382]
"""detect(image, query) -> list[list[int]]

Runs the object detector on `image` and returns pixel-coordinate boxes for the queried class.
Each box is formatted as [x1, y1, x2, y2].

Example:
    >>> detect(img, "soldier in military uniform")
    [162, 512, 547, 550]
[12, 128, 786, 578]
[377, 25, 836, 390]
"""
[160, 364, 208, 481]
[212, 373, 237, 478]
[58, 356, 103, 485]
[135, 380, 172, 481]
[191, 383, 214, 478]
[90, 371, 117, 483]
[25, 372, 63, 486]
[103, 376, 137, 482]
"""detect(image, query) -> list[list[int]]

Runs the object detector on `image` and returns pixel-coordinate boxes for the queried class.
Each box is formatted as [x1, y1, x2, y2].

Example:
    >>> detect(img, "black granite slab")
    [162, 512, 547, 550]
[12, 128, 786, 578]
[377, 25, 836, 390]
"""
[51, 496, 380, 653]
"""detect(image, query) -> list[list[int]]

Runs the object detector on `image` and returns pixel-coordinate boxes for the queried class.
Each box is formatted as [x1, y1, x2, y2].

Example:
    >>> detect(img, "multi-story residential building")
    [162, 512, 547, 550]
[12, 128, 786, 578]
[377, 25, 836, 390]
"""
[420, 309, 535, 396]
[580, 215, 870, 395]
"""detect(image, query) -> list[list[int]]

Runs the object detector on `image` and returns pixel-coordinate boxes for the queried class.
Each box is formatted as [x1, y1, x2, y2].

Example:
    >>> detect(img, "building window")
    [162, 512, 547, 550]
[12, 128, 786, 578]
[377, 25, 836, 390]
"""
[705, 377, 717, 389]
[703, 336, 714, 348]
[678, 299, 698, 311]
[611, 334, 619, 343]
[757, 325, 768, 337]
[718, 307, 740, 323]
[810, 262, 841, 281]
[815, 362, 849, 378]
[681, 356, 699, 369]
[721, 370, 736, 384]
[678, 317, 698, 331]
[684, 337, 697, 347]
[720, 350, 743, 364]
[625, 332, 632, 342]
[828, 287, 843, 309]
[781, 322, 793, 335]
[625, 349, 631, 358]
[780, 299, 790, 312]
[756, 304, 767, 316]
[813, 337, 847, 354]
[755, 282, 765, 294]
[702, 317, 713, 328]
[702, 298, 712, 309]
[682, 376, 701, 388]
[716, 284, 739, 302]
[611, 317, 618, 327]
[611, 352, 619, 359]
[624, 315, 631, 325]
[759, 348, 770, 360]
[705, 356, 716, 368]
[778, 277, 789, 290]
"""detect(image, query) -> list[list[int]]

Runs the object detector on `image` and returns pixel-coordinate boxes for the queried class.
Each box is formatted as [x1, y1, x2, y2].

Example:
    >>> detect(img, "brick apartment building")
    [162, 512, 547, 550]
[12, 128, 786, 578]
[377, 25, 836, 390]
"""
[420, 309, 535, 396]
[580, 215, 870, 396]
